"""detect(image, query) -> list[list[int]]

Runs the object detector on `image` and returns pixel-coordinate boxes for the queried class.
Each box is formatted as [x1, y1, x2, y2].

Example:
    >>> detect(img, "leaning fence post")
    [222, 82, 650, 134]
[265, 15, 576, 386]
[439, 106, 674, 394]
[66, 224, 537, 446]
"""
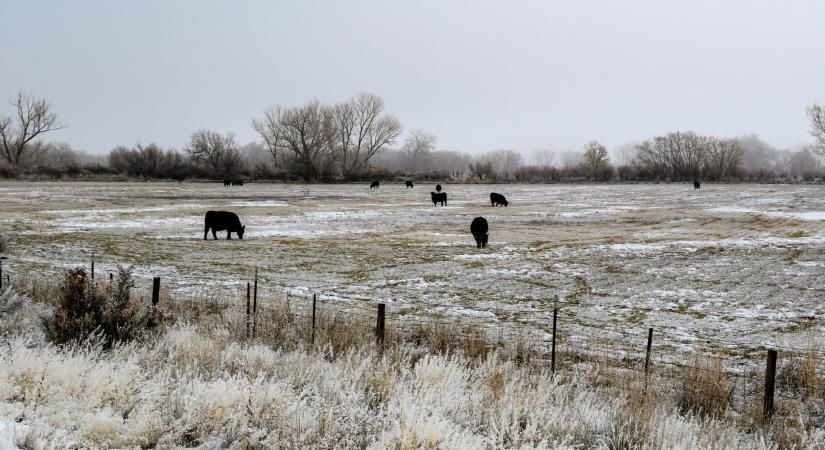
[151, 277, 160, 306]
[764, 349, 777, 421]
[551, 306, 558, 375]
[246, 282, 251, 339]
[376, 303, 386, 356]
[311, 294, 317, 346]
[252, 269, 258, 339]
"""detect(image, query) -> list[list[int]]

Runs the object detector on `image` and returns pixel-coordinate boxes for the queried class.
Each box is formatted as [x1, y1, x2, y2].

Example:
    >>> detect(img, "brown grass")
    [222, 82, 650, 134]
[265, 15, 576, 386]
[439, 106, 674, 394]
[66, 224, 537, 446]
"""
[677, 356, 733, 417]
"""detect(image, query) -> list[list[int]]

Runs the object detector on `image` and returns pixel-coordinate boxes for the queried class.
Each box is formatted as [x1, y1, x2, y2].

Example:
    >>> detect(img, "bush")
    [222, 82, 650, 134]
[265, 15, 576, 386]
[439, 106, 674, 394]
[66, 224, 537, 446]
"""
[42, 266, 147, 347]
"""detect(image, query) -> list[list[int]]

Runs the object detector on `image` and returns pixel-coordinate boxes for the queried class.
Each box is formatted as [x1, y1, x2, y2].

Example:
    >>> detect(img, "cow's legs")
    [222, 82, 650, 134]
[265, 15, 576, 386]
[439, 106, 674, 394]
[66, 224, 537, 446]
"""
[227, 231, 232, 240]
[204, 227, 208, 240]
[212, 229, 218, 240]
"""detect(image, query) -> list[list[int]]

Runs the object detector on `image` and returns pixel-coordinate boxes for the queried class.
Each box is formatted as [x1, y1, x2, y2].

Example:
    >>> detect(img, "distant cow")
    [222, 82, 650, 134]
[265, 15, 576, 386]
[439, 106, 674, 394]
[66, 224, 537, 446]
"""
[204, 211, 245, 240]
[435, 184, 442, 192]
[431, 191, 447, 207]
[490, 192, 508, 207]
[406, 180, 414, 188]
[470, 217, 489, 248]
[223, 179, 231, 187]
[231, 180, 244, 187]
[693, 180, 701, 189]
[370, 181, 380, 189]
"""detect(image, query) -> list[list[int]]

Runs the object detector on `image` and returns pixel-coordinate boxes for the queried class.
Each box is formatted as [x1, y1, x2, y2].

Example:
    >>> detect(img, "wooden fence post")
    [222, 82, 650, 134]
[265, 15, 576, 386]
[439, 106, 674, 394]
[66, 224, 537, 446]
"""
[551, 307, 558, 375]
[376, 303, 386, 356]
[644, 327, 653, 377]
[0, 259, 4, 291]
[764, 349, 777, 421]
[91, 252, 95, 280]
[246, 282, 251, 339]
[252, 269, 258, 339]
[151, 277, 160, 306]
[109, 272, 113, 283]
[311, 294, 317, 346]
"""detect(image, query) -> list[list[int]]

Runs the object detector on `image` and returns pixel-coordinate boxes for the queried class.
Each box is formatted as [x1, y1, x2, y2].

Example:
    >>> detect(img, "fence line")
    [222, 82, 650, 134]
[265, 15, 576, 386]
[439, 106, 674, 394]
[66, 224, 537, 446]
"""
[3, 264, 823, 422]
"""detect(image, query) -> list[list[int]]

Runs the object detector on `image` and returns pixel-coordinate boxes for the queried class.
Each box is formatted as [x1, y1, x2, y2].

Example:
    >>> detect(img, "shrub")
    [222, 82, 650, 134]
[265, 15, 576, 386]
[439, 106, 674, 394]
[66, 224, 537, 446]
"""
[42, 266, 147, 347]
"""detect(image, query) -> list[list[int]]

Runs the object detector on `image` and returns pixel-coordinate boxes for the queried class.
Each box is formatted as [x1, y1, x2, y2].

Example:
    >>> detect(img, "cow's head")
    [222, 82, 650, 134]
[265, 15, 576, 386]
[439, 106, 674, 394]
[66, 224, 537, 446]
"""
[238, 225, 245, 240]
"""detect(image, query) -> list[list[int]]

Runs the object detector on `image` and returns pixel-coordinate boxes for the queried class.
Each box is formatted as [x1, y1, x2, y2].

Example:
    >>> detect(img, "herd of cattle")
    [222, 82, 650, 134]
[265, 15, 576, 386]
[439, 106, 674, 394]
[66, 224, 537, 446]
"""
[207, 180, 507, 248]
[209, 179, 704, 247]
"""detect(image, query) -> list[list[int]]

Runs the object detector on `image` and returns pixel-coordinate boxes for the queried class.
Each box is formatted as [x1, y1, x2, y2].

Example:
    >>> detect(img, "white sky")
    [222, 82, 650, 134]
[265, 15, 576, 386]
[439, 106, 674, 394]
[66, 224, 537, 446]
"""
[1, 0, 823, 154]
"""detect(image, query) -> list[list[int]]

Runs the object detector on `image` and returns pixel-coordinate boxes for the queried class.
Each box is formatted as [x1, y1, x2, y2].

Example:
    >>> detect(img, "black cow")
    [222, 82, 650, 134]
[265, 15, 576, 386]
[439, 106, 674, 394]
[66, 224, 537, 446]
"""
[406, 180, 414, 188]
[490, 192, 508, 207]
[431, 192, 447, 207]
[223, 179, 231, 187]
[204, 211, 245, 240]
[370, 181, 380, 189]
[231, 180, 244, 187]
[435, 184, 442, 192]
[693, 180, 701, 189]
[470, 217, 488, 248]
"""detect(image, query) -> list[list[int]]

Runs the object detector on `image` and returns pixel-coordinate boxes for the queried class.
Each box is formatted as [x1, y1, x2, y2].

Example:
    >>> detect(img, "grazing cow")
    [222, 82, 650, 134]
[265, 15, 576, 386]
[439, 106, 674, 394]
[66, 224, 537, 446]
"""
[431, 191, 447, 207]
[406, 180, 414, 188]
[370, 181, 380, 189]
[435, 184, 442, 192]
[223, 179, 231, 187]
[693, 180, 701, 189]
[231, 180, 244, 187]
[204, 211, 245, 240]
[470, 217, 489, 248]
[490, 192, 508, 207]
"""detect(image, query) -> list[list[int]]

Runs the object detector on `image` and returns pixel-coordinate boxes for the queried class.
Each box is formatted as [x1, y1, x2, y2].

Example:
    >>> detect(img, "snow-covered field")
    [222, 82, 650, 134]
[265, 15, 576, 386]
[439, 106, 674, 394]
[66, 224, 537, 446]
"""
[2, 181, 824, 360]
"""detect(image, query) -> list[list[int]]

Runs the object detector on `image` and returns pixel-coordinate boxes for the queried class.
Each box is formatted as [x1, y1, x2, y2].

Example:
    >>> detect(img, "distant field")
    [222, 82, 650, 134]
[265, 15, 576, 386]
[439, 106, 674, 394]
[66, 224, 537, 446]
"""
[2, 181, 824, 360]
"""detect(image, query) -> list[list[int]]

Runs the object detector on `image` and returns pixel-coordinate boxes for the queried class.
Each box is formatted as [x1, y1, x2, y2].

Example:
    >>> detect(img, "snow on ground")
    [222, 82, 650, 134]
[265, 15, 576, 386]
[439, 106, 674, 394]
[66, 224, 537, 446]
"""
[1, 181, 825, 360]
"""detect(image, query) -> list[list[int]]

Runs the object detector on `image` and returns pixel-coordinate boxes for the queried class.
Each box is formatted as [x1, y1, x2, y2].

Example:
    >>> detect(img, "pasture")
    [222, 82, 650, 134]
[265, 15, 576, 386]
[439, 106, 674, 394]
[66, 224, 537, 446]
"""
[1, 181, 824, 360]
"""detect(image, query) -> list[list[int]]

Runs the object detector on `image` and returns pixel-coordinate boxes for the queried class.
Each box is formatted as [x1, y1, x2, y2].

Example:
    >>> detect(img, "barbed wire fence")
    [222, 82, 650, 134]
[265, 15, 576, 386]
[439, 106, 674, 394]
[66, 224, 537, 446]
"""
[3, 258, 824, 424]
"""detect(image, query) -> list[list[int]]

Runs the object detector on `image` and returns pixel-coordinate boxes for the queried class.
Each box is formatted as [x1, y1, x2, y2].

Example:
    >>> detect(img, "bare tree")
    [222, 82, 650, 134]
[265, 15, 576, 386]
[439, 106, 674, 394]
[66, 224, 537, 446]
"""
[0, 91, 65, 165]
[186, 130, 244, 178]
[582, 141, 609, 180]
[483, 149, 523, 177]
[255, 94, 400, 178]
[330, 94, 401, 175]
[704, 137, 743, 179]
[532, 149, 556, 167]
[559, 150, 582, 169]
[251, 106, 284, 163]
[635, 131, 707, 180]
[611, 142, 638, 167]
[468, 160, 494, 180]
[808, 104, 825, 146]
[807, 104, 825, 169]
[402, 130, 437, 173]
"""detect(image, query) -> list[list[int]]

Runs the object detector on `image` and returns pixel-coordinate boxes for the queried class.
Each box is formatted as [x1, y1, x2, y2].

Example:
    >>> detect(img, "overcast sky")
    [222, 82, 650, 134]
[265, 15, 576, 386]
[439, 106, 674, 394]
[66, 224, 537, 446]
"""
[1, 0, 824, 155]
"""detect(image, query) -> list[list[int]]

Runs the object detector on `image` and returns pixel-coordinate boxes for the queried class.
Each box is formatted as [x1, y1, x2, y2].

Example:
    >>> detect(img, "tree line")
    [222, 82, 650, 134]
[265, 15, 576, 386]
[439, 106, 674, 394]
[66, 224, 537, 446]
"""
[1, 90, 824, 182]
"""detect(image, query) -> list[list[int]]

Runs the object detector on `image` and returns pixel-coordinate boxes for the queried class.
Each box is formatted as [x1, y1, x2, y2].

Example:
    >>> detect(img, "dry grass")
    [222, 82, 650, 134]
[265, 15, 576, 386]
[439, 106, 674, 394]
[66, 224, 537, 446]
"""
[777, 344, 824, 400]
[677, 356, 733, 417]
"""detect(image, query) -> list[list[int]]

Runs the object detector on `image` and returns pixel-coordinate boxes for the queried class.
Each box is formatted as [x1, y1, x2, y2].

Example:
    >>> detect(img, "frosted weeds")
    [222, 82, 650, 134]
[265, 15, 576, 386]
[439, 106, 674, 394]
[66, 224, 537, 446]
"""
[0, 322, 791, 449]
